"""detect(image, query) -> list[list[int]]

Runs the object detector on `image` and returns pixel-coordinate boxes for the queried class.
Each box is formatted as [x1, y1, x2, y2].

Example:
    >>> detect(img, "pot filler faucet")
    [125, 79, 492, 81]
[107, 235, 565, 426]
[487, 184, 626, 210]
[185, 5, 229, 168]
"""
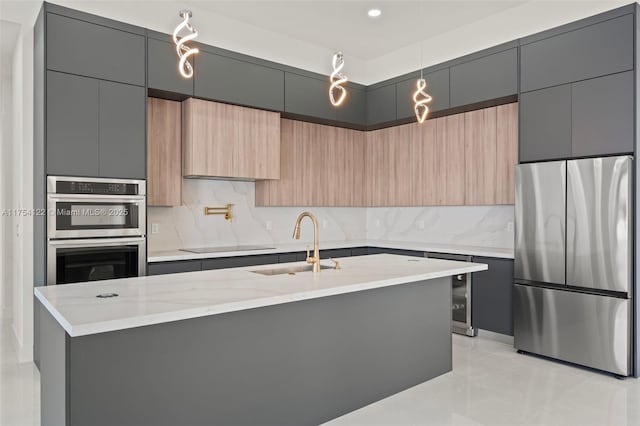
[292, 211, 321, 273]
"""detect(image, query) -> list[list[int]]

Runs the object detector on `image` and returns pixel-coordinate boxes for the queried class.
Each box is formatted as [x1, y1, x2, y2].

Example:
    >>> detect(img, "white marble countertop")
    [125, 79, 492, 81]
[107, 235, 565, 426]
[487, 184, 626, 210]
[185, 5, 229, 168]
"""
[35, 254, 487, 337]
[148, 239, 514, 262]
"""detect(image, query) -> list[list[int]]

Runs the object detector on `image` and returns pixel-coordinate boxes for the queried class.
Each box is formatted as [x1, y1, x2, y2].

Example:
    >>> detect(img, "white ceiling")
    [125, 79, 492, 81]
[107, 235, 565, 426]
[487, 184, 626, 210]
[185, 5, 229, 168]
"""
[188, 1, 528, 61]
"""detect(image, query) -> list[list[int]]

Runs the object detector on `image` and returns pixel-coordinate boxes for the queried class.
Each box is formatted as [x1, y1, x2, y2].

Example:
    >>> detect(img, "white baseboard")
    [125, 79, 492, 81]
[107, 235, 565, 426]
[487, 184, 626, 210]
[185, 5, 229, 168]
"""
[477, 329, 514, 345]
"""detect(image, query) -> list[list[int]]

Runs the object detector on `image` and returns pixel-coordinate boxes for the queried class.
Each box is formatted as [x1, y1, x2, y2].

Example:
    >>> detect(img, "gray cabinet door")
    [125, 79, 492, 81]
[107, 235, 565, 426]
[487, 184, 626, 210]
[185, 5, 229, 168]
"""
[319, 249, 351, 259]
[284, 73, 336, 121]
[194, 52, 284, 111]
[148, 260, 202, 275]
[46, 13, 145, 86]
[472, 257, 514, 336]
[450, 48, 517, 107]
[46, 71, 100, 176]
[147, 38, 194, 96]
[519, 84, 572, 162]
[202, 254, 279, 270]
[571, 71, 634, 157]
[98, 81, 146, 179]
[520, 14, 633, 92]
[336, 86, 366, 126]
[366, 84, 396, 125]
[396, 68, 450, 120]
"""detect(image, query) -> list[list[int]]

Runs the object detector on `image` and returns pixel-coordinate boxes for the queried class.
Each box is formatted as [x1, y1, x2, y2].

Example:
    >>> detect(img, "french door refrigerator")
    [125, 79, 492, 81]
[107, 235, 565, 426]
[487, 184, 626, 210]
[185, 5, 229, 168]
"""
[514, 156, 633, 376]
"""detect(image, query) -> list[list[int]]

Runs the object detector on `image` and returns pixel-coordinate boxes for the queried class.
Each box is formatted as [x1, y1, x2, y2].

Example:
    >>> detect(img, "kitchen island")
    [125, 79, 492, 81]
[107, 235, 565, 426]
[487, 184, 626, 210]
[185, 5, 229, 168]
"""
[35, 254, 487, 426]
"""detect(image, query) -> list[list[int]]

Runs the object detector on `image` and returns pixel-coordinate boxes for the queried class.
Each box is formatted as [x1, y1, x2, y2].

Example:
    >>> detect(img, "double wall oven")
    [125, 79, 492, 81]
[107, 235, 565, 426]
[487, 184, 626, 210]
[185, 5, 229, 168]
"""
[46, 176, 146, 285]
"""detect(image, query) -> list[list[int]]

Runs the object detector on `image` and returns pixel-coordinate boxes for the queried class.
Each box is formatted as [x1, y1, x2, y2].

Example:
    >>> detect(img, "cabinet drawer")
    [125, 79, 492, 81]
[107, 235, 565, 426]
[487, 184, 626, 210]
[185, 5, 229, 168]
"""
[46, 13, 145, 86]
[520, 14, 633, 92]
[202, 255, 280, 270]
[147, 260, 202, 276]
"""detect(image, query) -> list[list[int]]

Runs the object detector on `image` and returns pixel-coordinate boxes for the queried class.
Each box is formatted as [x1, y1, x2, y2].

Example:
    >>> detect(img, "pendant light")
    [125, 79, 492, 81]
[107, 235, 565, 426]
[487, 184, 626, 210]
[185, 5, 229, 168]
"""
[413, 2, 432, 123]
[173, 10, 199, 79]
[329, 51, 348, 106]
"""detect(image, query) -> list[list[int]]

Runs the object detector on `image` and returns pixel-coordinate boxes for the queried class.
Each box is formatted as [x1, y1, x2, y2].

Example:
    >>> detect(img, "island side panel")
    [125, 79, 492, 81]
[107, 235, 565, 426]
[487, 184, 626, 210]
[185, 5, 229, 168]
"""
[66, 278, 452, 426]
[39, 301, 68, 426]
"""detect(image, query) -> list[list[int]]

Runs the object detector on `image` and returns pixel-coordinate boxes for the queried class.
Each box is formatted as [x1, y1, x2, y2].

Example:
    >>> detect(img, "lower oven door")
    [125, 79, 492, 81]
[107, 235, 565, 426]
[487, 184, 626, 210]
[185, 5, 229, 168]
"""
[47, 237, 146, 285]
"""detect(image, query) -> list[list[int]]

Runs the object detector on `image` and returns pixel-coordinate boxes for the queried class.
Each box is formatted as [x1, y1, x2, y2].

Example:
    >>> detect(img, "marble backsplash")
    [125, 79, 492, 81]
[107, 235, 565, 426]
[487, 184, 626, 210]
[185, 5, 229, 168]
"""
[147, 179, 514, 252]
[367, 206, 514, 249]
[147, 179, 368, 251]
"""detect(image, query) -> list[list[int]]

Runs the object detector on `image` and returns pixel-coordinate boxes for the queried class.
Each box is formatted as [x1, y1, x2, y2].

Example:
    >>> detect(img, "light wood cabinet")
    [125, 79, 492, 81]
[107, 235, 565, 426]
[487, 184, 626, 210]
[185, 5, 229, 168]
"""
[147, 97, 182, 207]
[435, 114, 466, 205]
[182, 98, 280, 180]
[255, 120, 365, 206]
[464, 107, 497, 205]
[496, 103, 518, 204]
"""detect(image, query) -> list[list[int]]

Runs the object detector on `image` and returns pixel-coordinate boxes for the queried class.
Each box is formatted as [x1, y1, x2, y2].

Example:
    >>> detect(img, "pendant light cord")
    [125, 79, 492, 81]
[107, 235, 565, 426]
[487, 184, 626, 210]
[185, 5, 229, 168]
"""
[419, 0, 424, 80]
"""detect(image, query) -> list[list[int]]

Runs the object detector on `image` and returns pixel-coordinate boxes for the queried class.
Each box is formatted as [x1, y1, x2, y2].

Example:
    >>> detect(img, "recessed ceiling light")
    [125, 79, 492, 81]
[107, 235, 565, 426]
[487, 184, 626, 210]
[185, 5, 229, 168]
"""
[368, 8, 382, 18]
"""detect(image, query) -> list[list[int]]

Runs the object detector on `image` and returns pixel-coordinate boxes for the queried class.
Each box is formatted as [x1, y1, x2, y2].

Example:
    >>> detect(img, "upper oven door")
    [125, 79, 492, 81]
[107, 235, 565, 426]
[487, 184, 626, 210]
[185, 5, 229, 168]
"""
[47, 194, 146, 239]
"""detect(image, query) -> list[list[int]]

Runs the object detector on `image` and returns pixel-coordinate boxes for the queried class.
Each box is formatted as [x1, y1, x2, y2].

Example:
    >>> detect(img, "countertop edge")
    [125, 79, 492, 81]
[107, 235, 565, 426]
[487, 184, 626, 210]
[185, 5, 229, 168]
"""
[35, 262, 488, 337]
[148, 240, 514, 262]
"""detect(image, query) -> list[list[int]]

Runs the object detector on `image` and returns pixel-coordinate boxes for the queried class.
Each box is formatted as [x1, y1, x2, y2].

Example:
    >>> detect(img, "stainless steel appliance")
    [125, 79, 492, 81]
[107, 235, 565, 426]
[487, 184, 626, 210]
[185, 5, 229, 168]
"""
[426, 252, 475, 336]
[514, 156, 632, 376]
[46, 176, 146, 285]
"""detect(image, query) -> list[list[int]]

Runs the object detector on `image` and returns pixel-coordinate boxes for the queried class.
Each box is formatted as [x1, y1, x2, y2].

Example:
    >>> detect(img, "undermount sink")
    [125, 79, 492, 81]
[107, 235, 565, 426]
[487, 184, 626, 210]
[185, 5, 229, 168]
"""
[251, 264, 333, 276]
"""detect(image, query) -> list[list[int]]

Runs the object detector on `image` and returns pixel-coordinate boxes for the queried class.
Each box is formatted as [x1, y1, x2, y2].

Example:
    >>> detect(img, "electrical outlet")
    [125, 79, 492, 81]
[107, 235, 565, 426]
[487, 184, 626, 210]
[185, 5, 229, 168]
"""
[265, 220, 273, 231]
[507, 222, 514, 232]
[151, 223, 159, 234]
[417, 220, 425, 230]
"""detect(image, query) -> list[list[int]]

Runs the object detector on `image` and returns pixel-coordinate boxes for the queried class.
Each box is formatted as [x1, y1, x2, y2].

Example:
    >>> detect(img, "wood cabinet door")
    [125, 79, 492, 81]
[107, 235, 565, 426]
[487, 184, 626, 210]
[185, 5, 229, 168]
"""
[182, 99, 280, 179]
[413, 120, 438, 205]
[464, 107, 497, 205]
[435, 114, 465, 205]
[496, 103, 518, 204]
[147, 98, 182, 206]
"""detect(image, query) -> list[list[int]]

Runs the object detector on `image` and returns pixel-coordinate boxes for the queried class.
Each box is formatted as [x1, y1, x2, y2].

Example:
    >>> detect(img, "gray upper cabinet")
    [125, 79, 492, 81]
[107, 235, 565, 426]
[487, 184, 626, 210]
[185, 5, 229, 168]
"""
[46, 13, 145, 86]
[46, 71, 145, 178]
[46, 71, 100, 177]
[366, 84, 396, 125]
[98, 81, 146, 179]
[396, 68, 450, 120]
[519, 84, 572, 162]
[284, 73, 336, 121]
[450, 48, 517, 107]
[336, 85, 366, 126]
[520, 14, 633, 92]
[147, 38, 194, 96]
[571, 71, 634, 157]
[194, 51, 284, 111]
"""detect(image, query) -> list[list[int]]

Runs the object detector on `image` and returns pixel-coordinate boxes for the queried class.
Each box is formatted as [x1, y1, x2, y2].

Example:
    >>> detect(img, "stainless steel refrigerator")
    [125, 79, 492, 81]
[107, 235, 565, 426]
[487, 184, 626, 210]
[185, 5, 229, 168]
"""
[514, 156, 633, 376]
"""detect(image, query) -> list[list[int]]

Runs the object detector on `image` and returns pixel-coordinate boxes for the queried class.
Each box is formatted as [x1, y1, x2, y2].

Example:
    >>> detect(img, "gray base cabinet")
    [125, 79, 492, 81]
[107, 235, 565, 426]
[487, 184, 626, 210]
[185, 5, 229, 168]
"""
[39, 278, 452, 426]
[46, 71, 146, 179]
[472, 257, 514, 336]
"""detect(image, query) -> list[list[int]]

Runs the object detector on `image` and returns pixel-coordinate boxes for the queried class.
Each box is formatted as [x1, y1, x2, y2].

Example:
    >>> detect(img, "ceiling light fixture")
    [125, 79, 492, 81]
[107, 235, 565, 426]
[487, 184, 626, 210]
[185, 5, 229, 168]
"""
[368, 8, 382, 18]
[329, 51, 348, 107]
[413, 1, 432, 123]
[173, 10, 199, 79]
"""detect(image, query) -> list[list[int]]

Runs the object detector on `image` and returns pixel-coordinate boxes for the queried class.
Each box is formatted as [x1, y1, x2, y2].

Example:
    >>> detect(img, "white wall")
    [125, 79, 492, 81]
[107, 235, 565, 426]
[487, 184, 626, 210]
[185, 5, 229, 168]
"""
[0, 47, 13, 319]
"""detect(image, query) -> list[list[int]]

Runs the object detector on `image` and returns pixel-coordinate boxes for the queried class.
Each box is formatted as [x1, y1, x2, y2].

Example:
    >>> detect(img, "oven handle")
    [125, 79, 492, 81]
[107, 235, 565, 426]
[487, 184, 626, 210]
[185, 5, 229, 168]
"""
[48, 237, 145, 247]
[47, 194, 146, 203]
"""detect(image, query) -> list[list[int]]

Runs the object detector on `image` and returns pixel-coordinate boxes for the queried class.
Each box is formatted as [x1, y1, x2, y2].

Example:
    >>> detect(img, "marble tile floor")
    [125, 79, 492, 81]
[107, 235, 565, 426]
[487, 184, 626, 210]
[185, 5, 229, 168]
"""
[0, 321, 39, 426]
[0, 315, 638, 426]
[327, 335, 640, 426]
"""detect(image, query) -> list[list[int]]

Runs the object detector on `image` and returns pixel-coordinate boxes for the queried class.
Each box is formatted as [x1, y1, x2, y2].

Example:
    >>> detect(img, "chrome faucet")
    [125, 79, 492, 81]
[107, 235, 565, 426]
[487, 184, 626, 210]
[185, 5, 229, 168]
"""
[292, 211, 321, 273]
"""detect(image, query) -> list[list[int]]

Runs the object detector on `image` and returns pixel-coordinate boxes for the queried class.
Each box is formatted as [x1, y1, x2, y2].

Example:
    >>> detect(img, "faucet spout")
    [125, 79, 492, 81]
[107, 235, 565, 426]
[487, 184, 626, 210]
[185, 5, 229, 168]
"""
[292, 211, 321, 273]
